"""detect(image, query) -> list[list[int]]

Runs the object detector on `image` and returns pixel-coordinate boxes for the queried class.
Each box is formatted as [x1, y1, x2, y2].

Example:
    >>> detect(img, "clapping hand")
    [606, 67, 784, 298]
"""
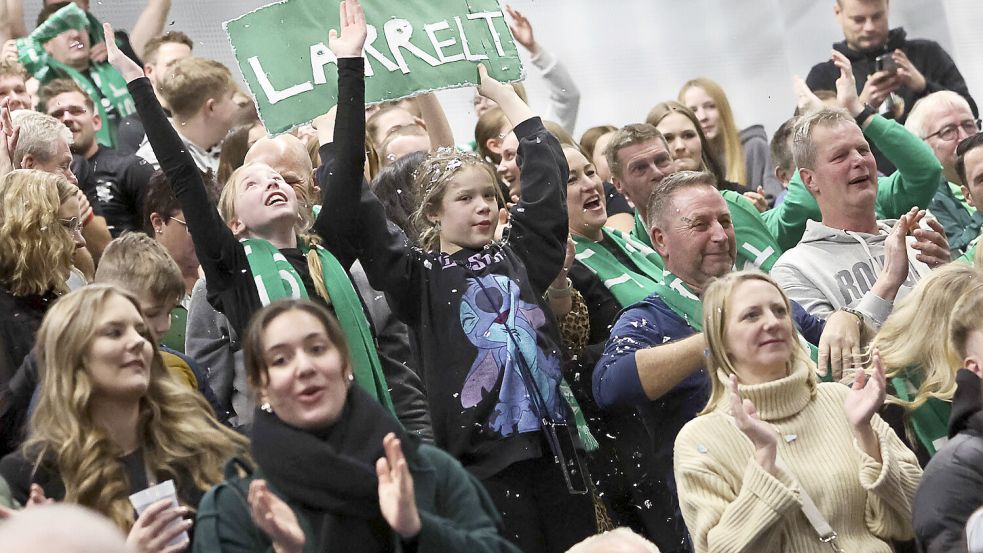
[844, 349, 887, 430]
[911, 217, 950, 268]
[248, 480, 305, 553]
[728, 375, 779, 474]
[377, 432, 421, 540]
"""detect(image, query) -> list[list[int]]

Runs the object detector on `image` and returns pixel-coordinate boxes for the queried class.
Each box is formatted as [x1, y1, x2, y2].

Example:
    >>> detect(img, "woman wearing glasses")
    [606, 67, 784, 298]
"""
[0, 170, 84, 425]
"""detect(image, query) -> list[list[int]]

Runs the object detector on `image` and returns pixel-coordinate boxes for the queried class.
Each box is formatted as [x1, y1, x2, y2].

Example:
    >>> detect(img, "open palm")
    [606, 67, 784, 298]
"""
[103, 22, 145, 82]
[328, 0, 367, 59]
[844, 350, 887, 429]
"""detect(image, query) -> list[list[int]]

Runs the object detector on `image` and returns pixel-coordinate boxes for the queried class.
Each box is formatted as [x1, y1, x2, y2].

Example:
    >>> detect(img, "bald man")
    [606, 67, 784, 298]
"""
[567, 528, 662, 553]
[243, 134, 319, 213]
[0, 504, 130, 553]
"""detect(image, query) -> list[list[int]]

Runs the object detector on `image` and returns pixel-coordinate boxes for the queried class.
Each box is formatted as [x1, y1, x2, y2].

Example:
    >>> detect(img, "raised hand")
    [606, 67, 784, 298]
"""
[126, 498, 191, 553]
[328, 0, 367, 59]
[475, 64, 513, 104]
[103, 23, 145, 82]
[830, 50, 862, 116]
[845, 349, 887, 430]
[1, 39, 18, 65]
[377, 432, 421, 539]
[0, 97, 20, 178]
[792, 75, 825, 116]
[505, 5, 538, 55]
[871, 207, 920, 302]
[248, 480, 305, 553]
[911, 217, 950, 268]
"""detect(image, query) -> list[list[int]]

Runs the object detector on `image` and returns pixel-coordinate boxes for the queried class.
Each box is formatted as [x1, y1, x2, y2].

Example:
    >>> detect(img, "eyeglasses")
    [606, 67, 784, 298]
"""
[59, 216, 83, 235]
[48, 105, 88, 119]
[170, 216, 189, 232]
[924, 118, 982, 141]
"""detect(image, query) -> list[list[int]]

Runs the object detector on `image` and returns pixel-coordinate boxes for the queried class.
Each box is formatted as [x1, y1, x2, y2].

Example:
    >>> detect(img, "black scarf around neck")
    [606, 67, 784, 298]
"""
[251, 386, 412, 552]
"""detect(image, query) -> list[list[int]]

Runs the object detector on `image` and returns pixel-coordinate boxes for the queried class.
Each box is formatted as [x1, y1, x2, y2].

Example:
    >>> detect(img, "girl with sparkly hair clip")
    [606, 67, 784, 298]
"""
[315, 1, 596, 551]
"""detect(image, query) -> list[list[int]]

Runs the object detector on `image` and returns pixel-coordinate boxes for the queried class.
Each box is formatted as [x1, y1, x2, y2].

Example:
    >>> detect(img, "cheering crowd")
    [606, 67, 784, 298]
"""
[0, 0, 981, 552]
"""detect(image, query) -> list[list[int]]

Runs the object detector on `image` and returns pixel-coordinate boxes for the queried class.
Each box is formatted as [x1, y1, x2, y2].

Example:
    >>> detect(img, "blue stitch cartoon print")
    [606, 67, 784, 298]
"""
[458, 274, 564, 437]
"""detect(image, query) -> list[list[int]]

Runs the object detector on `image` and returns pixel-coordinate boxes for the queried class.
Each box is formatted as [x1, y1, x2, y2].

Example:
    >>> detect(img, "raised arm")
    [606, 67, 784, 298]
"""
[478, 66, 568, 292]
[0, 0, 25, 44]
[505, 4, 580, 133]
[106, 23, 237, 281]
[313, 0, 423, 323]
[128, 0, 172, 60]
[416, 93, 454, 149]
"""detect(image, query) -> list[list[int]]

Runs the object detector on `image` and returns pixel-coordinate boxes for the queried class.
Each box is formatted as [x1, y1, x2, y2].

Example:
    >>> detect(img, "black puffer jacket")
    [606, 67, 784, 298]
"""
[912, 369, 983, 553]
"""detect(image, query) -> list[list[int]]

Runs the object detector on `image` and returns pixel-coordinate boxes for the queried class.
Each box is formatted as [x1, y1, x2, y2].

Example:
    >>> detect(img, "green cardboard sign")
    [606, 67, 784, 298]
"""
[224, 0, 523, 134]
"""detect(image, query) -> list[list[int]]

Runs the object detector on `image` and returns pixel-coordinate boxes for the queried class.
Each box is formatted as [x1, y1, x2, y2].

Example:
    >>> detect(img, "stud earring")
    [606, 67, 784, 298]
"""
[260, 402, 273, 413]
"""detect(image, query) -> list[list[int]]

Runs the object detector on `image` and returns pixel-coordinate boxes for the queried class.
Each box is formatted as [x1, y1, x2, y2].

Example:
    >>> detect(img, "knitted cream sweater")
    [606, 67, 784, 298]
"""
[673, 362, 922, 553]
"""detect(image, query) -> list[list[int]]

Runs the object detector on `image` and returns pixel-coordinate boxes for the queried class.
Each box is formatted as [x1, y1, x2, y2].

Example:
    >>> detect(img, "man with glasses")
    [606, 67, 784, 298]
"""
[906, 91, 983, 255]
[40, 78, 153, 237]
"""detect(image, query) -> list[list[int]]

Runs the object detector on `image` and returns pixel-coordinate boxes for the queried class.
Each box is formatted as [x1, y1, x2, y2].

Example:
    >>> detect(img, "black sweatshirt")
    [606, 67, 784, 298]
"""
[319, 58, 569, 479]
[88, 145, 155, 236]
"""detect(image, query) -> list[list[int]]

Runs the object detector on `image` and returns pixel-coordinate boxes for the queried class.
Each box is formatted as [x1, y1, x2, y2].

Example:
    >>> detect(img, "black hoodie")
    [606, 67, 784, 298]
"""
[912, 369, 983, 553]
[806, 27, 977, 174]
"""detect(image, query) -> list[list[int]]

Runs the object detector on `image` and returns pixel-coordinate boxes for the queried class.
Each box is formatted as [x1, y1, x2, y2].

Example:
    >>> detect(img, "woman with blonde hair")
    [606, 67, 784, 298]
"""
[674, 270, 921, 553]
[0, 285, 248, 552]
[678, 78, 779, 197]
[0, 169, 83, 418]
[871, 263, 983, 462]
[645, 101, 751, 198]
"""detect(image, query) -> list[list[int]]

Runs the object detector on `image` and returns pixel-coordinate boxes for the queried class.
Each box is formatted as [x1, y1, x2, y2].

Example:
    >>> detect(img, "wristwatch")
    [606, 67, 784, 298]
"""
[853, 104, 876, 128]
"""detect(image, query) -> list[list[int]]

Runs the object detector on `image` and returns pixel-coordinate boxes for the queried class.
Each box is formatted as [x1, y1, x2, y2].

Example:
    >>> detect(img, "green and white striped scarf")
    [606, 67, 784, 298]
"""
[571, 227, 663, 307]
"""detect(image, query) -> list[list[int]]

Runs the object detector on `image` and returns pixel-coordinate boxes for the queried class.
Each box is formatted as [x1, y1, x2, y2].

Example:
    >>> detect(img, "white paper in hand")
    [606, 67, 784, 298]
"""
[128, 479, 189, 547]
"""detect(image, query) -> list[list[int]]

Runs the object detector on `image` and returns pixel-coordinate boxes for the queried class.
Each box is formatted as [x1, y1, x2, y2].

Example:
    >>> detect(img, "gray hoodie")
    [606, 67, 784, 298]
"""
[771, 219, 932, 327]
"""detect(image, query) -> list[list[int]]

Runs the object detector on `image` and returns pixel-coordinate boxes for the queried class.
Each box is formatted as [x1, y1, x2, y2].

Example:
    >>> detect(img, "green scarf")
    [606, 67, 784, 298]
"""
[17, 3, 134, 148]
[959, 235, 980, 264]
[890, 372, 951, 456]
[629, 191, 783, 272]
[571, 227, 664, 307]
[653, 270, 819, 362]
[241, 238, 396, 415]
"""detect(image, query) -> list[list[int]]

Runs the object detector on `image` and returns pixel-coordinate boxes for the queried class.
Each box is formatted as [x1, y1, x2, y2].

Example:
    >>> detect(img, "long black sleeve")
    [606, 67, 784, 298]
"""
[127, 77, 241, 291]
[502, 117, 569, 294]
[311, 57, 367, 269]
[316, 59, 424, 325]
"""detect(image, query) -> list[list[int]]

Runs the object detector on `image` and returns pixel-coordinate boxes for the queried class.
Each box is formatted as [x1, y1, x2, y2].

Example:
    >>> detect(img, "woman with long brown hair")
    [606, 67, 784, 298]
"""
[0, 285, 247, 552]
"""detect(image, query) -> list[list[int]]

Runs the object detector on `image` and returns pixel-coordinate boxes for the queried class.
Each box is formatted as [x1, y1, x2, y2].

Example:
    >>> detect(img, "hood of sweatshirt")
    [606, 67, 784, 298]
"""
[738, 124, 768, 148]
[833, 27, 908, 60]
[949, 368, 983, 438]
[799, 218, 896, 245]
